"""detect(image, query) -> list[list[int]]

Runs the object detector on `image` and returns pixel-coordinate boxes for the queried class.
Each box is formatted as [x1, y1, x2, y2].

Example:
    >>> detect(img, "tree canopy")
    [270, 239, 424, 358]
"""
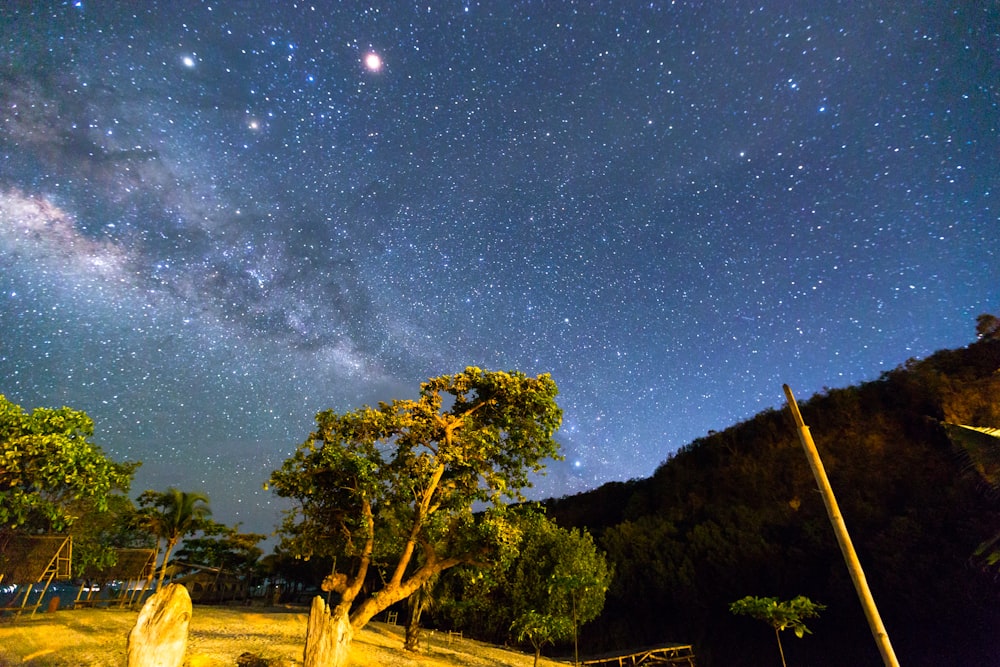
[506, 512, 612, 667]
[268, 367, 562, 665]
[432, 509, 611, 666]
[0, 394, 137, 549]
[174, 523, 266, 580]
[730, 595, 825, 667]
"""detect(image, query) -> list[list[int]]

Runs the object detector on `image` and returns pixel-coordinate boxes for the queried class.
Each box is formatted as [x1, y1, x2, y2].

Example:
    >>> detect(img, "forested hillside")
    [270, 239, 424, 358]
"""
[545, 336, 1000, 667]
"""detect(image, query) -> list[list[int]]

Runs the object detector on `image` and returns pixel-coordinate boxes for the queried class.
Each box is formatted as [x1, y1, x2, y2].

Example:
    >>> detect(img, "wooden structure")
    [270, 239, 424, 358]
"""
[0, 534, 73, 618]
[74, 548, 157, 608]
[580, 644, 696, 666]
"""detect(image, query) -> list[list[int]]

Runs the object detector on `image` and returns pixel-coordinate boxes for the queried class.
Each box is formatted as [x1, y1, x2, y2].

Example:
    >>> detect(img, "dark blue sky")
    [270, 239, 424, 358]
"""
[1, 1, 996, 536]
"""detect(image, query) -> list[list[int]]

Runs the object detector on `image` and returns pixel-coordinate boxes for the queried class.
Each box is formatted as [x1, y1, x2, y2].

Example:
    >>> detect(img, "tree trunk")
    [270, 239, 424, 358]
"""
[304, 596, 354, 667]
[126, 583, 191, 667]
[404, 586, 428, 652]
[156, 537, 179, 588]
[403, 611, 421, 652]
[774, 627, 787, 667]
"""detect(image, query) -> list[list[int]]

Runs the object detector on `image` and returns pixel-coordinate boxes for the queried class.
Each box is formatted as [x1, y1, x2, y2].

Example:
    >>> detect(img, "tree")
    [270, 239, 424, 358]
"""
[513, 610, 574, 667]
[0, 394, 138, 551]
[268, 367, 563, 667]
[730, 595, 825, 667]
[174, 523, 265, 577]
[509, 513, 612, 667]
[137, 488, 213, 588]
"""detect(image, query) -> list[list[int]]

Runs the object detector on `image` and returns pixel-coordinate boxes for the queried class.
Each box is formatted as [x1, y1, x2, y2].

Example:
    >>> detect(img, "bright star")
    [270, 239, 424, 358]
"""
[364, 52, 382, 72]
[182, 55, 196, 68]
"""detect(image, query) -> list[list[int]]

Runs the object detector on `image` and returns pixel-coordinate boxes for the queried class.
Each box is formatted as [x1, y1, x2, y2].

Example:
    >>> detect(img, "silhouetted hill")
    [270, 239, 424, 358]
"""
[543, 337, 1000, 667]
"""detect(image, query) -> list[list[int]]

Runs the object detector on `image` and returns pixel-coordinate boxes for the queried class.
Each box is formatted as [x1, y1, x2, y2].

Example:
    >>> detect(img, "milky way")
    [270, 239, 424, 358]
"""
[1, 2, 996, 536]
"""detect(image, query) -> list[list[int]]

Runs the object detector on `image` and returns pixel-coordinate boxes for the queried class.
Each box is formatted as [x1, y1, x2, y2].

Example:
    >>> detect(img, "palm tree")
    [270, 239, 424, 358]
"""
[138, 488, 213, 587]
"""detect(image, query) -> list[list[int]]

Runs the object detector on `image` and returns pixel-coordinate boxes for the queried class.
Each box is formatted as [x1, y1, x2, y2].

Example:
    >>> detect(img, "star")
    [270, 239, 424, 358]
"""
[363, 52, 382, 72]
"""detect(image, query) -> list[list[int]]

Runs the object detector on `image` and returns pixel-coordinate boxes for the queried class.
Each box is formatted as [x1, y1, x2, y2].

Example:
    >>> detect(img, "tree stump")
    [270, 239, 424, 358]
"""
[303, 596, 353, 667]
[126, 583, 192, 667]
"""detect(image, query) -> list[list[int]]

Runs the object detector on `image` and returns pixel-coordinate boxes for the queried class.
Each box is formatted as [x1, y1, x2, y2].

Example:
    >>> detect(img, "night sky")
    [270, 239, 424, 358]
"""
[1, 2, 996, 538]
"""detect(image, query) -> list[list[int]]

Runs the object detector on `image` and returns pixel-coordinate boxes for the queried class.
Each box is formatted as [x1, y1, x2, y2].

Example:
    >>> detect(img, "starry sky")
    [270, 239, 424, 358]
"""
[1, 2, 997, 538]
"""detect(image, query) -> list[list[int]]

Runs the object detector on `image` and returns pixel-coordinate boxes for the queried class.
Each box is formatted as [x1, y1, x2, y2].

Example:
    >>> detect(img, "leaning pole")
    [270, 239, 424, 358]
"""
[782, 385, 901, 667]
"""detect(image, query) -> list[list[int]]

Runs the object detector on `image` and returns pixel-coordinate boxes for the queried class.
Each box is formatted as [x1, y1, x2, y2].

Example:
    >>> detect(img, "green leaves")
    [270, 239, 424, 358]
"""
[0, 394, 138, 535]
[505, 518, 607, 664]
[730, 595, 825, 666]
[730, 595, 825, 638]
[267, 368, 564, 629]
[270, 368, 563, 547]
[512, 609, 575, 646]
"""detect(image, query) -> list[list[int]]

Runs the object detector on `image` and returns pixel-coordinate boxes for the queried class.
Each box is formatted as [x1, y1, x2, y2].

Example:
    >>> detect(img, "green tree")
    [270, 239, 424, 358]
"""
[174, 523, 265, 575]
[513, 610, 574, 667]
[510, 514, 612, 667]
[268, 367, 563, 667]
[0, 394, 138, 551]
[730, 595, 825, 667]
[137, 487, 213, 587]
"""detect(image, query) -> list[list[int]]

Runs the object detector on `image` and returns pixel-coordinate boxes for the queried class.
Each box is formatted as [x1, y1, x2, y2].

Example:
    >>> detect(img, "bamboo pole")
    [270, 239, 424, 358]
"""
[783, 384, 900, 667]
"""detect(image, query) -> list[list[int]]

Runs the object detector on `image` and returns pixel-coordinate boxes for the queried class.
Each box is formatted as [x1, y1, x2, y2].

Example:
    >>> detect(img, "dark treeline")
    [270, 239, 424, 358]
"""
[537, 337, 1000, 666]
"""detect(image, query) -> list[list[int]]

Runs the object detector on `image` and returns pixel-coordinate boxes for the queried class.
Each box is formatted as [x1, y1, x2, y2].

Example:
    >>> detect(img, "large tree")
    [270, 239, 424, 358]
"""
[0, 394, 137, 551]
[268, 367, 563, 667]
[137, 488, 213, 587]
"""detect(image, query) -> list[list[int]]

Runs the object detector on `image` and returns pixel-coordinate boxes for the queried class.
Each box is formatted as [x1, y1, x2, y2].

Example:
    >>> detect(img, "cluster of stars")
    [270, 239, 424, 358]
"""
[0, 2, 995, 535]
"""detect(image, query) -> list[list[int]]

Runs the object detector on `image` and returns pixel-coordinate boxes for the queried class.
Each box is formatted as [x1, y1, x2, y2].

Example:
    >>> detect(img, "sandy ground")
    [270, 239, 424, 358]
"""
[0, 604, 566, 667]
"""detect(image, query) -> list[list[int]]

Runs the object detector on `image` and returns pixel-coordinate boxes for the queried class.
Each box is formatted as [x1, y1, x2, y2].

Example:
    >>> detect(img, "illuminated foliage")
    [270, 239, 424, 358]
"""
[730, 595, 825, 667]
[268, 367, 562, 660]
[0, 394, 137, 546]
[509, 512, 612, 667]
